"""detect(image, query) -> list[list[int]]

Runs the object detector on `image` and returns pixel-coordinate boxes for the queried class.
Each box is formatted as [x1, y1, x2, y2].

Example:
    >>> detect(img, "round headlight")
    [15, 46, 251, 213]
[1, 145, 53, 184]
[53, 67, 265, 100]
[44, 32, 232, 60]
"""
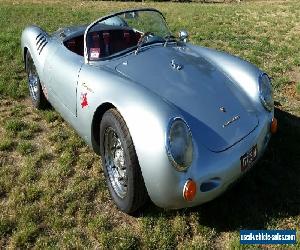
[166, 118, 193, 171]
[259, 73, 274, 112]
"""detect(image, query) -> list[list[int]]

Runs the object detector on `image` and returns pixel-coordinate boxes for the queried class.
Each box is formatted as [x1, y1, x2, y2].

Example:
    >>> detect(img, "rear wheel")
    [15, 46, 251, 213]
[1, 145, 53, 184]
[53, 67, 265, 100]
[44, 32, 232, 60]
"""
[25, 51, 48, 109]
[100, 108, 148, 213]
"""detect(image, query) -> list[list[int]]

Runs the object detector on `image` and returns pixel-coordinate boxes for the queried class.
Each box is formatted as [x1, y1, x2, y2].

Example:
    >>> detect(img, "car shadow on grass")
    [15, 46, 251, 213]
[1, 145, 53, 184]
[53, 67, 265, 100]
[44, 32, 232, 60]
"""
[140, 108, 300, 231]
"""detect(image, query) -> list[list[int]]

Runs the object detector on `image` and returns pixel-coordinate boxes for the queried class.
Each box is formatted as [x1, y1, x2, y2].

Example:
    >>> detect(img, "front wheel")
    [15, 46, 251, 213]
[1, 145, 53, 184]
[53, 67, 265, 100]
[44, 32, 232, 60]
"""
[100, 108, 148, 213]
[25, 51, 48, 109]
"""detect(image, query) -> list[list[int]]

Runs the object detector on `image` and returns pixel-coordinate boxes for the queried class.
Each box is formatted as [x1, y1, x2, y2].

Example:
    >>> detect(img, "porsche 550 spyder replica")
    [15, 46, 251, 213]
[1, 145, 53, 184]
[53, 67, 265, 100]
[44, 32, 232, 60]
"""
[21, 8, 277, 213]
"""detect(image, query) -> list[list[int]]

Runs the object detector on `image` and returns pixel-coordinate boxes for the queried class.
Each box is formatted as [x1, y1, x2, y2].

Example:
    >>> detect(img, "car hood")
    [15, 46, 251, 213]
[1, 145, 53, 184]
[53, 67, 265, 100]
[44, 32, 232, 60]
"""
[115, 45, 258, 152]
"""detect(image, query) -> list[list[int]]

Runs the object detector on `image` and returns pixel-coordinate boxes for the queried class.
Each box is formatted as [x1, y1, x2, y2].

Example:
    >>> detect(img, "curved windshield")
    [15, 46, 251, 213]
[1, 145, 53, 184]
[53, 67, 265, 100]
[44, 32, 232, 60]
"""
[86, 9, 172, 61]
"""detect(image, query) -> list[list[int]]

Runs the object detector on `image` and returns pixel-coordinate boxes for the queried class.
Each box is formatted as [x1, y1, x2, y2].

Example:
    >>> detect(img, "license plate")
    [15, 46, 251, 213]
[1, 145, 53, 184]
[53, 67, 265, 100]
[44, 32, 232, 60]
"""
[240, 145, 257, 172]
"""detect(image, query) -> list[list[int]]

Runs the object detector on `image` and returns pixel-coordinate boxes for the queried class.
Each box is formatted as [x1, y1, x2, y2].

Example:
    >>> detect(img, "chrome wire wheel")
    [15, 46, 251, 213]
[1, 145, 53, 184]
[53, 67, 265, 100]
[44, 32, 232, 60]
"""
[26, 54, 39, 101]
[100, 109, 148, 213]
[104, 127, 128, 198]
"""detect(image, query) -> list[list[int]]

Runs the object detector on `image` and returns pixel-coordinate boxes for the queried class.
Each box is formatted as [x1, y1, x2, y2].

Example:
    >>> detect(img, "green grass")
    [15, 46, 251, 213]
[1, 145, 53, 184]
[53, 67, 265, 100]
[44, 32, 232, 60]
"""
[0, 139, 14, 151]
[297, 82, 300, 94]
[0, 0, 299, 248]
[17, 141, 35, 155]
[5, 119, 28, 133]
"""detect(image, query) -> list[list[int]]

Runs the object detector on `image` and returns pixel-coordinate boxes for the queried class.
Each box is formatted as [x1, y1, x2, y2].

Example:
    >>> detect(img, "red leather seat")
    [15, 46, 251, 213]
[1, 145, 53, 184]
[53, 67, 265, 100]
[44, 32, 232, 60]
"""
[86, 30, 141, 59]
[103, 32, 111, 56]
[89, 32, 101, 60]
[124, 31, 131, 45]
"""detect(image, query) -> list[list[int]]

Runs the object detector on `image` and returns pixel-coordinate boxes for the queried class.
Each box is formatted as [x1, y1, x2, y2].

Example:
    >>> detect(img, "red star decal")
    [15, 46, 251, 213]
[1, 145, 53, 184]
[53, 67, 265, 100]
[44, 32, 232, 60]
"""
[81, 93, 88, 108]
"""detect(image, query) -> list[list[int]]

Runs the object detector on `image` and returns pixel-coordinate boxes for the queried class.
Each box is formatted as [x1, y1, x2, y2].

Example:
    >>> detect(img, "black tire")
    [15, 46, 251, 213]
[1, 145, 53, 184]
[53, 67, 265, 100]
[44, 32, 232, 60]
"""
[25, 51, 49, 109]
[100, 108, 148, 213]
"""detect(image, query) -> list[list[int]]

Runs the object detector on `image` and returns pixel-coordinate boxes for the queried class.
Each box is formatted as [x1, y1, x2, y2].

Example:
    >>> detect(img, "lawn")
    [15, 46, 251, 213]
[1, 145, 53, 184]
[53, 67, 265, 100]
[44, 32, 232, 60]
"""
[0, 0, 299, 248]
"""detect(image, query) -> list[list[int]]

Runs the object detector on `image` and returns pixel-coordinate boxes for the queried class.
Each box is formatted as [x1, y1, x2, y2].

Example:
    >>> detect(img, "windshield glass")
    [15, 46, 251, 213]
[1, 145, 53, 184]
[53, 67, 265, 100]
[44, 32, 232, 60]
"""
[86, 9, 172, 61]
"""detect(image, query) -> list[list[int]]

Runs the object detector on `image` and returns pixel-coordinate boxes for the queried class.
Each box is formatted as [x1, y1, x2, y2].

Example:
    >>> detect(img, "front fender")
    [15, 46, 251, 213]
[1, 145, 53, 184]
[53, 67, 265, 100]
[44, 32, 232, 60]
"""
[75, 65, 185, 207]
[188, 44, 267, 113]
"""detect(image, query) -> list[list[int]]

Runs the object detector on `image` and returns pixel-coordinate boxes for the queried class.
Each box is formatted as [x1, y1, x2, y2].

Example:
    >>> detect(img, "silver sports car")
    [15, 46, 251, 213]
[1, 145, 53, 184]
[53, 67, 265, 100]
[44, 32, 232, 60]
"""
[21, 8, 277, 213]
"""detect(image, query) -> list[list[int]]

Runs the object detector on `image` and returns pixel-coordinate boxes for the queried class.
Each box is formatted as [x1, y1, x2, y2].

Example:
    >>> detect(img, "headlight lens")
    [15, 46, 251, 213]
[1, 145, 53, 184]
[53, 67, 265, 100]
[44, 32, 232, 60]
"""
[259, 73, 274, 111]
[166, 118, 193, 171]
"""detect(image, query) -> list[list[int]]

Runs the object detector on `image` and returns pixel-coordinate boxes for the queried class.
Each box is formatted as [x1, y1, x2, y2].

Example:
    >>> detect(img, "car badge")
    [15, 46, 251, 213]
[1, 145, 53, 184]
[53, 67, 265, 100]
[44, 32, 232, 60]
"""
[223, 115, 240, 128]
[171, 59, 183, 70]
[219, 107, 226, 112]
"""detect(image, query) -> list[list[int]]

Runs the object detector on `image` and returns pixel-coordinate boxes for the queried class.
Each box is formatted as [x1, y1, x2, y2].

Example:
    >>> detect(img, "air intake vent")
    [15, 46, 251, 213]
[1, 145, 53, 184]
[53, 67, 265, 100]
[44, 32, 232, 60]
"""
[36, 33, 48, 55]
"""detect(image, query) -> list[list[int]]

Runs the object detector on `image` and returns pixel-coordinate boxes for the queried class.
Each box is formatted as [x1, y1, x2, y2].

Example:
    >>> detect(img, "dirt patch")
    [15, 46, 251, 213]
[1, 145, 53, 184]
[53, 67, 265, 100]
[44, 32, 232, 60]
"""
[289, 68, 300, 85]
[274, 68, 300, 115]
[281, 82, 300, 100]
[280, 68, 300, 100]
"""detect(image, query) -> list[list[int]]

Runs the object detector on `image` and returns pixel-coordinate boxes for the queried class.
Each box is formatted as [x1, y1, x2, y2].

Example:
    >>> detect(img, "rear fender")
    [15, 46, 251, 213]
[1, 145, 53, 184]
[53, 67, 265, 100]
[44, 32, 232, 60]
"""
[21, 25, 52, 83]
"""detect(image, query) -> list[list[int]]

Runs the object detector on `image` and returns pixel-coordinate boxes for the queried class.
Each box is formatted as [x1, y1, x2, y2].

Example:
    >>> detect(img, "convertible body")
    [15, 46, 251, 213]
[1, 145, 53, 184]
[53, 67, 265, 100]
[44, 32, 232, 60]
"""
[21, 8, 276, 211]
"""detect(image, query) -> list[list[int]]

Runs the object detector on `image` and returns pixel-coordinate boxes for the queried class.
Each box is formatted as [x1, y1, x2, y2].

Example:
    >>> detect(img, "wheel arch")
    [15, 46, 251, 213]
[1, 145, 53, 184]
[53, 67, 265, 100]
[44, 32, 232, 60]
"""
[23, 47, 29, 71]
[91, 102, 116, 154]
[87, 89, 180, 208]
[23, 47, 28, 61]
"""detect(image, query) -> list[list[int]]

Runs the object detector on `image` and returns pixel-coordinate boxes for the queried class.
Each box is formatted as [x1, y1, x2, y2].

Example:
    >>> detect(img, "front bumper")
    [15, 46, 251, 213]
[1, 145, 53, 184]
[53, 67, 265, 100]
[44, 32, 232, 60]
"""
[146, 112, 273, 209]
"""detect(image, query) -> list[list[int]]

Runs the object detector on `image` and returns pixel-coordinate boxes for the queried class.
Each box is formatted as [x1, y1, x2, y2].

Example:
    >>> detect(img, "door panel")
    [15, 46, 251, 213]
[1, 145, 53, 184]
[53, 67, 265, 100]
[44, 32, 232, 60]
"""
[44, 45, 83, 116]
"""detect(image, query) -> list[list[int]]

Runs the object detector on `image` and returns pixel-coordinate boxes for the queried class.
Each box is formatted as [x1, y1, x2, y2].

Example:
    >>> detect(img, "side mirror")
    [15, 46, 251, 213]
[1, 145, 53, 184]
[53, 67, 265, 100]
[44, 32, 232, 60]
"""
[179, 30, 189, 42]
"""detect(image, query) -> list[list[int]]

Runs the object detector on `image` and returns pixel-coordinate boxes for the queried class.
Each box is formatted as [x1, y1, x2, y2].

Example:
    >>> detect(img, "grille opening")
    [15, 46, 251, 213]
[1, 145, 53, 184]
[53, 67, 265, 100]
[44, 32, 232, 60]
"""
[36, 33, 42, 40]
[35, 33, 48, 55]
[200, 178, 221, 192]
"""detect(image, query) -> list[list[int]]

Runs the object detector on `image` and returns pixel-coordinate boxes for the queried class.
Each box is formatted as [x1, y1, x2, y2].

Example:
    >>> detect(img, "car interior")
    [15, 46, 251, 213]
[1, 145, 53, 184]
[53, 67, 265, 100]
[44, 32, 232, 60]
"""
[63, 28, 141, 59]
